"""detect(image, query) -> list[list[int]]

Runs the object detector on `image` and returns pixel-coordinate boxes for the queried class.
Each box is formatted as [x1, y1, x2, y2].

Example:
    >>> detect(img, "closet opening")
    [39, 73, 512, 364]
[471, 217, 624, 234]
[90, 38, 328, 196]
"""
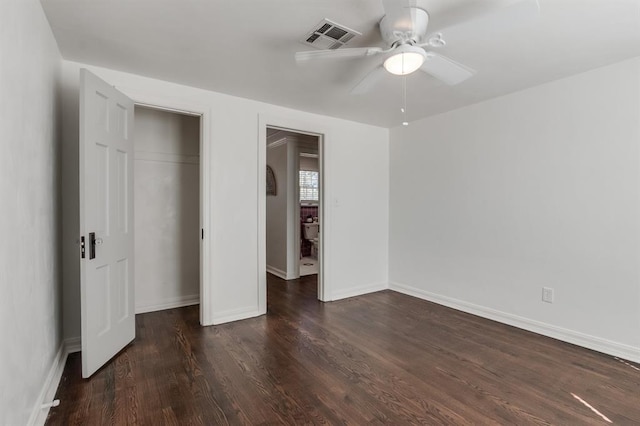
[133, 105, 201, 314]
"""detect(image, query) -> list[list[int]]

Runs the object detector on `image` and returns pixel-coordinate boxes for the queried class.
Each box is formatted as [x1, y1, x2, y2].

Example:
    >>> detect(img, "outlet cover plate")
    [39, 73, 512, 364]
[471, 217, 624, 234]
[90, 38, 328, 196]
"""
[542, 287, 554, 303]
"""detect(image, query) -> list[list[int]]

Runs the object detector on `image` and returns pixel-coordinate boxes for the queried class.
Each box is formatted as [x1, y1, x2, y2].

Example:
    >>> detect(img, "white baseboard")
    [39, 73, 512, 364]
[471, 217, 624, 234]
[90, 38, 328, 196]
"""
[27, 337, 82, 426]
[135, 294, 199, 314]
[266, 265, 287, 280]
[390, 281, 640, 364]
[331, 282, 388, 301]
[213, 305, 264, 325]
[64, 337, 81, 354]
[27, 344, 64, 426]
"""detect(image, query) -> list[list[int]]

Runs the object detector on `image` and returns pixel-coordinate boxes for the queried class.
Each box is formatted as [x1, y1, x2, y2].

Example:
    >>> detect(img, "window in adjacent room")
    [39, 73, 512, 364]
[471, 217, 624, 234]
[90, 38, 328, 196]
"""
[299, 170, 319, 202]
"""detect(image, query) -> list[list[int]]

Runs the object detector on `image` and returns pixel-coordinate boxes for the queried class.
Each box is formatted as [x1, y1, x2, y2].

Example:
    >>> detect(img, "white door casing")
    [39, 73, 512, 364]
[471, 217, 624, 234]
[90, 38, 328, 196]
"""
[79, 69, 135, 378]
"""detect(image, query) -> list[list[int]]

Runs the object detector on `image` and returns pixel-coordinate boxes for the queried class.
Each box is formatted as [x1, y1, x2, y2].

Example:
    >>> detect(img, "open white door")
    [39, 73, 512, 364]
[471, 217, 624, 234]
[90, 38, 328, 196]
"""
[79, 69, 135, 378]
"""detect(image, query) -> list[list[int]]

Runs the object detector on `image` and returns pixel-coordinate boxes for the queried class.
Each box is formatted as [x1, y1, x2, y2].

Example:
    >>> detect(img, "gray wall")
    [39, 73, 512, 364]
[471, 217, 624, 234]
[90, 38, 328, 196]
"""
[0, 1, 63, 424]
[266, 143, 290, 277]
[389, 58, 640, 361]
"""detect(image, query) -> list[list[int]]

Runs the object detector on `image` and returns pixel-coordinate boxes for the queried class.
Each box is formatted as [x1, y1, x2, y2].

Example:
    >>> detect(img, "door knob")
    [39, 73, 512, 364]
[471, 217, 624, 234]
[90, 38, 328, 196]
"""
[89, 232, 97, 259]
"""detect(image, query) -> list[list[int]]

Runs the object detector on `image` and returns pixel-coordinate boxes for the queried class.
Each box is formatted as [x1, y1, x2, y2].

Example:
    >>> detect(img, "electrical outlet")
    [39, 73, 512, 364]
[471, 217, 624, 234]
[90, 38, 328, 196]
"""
[542, 287, 554, 303]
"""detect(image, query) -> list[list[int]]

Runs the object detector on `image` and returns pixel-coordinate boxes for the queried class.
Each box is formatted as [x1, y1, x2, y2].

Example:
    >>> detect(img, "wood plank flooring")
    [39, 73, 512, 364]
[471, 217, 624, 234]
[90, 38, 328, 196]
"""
[47, 274, 640, 425]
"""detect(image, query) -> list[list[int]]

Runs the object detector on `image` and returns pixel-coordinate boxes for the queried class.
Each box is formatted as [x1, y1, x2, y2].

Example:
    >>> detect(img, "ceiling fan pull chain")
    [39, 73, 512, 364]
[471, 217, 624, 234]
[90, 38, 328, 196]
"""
[402, 76, 409, 126]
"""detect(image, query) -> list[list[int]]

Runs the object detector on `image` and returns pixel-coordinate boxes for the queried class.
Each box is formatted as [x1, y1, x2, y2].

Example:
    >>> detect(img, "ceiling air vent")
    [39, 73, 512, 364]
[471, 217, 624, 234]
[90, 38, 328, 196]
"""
[301, 19, 361, 50]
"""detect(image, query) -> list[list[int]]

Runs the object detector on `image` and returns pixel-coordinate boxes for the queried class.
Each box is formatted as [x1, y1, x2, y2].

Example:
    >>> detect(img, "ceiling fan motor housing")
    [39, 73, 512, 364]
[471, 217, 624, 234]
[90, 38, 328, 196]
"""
[379, 7, 429, 46]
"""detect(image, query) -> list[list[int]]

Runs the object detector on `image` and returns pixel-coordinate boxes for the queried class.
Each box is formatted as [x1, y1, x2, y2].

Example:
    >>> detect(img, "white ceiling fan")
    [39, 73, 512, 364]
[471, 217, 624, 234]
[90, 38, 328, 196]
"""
[295, 0, 540, 94]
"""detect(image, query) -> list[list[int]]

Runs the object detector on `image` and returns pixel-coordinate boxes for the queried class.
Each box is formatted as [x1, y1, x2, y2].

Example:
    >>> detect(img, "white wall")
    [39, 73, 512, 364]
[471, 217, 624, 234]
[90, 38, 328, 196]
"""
[0, 1, 63, 424]
[389, 58, 640, 362]
[61, 60, 389, 335]
[266, 143, 289, 277]
[134, 107, 200, 313]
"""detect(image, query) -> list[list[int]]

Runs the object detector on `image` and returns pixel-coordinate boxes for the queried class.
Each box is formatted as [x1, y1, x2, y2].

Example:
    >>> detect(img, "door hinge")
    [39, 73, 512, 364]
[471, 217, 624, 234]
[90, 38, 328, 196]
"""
[201, 228, 204, 240]
[80, 236, 86, 259]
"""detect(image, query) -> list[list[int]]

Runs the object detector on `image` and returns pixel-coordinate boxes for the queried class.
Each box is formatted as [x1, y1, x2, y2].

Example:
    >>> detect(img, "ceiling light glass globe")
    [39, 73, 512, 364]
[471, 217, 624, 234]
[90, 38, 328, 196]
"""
[383, 46, 426, 75]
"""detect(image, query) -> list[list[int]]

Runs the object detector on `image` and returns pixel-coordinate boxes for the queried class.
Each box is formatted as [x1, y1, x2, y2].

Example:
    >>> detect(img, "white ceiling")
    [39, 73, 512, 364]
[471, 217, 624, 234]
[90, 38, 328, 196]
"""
[41, 0, 640, 128]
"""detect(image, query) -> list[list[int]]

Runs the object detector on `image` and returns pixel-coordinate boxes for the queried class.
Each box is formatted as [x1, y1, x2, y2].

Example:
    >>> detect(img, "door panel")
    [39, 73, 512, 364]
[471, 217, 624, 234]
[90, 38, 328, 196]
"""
[80, 69, 135, 378]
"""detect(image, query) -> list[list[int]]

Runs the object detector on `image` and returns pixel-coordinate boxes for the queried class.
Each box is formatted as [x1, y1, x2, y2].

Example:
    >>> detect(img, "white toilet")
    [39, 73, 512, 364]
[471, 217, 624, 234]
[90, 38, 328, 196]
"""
[302, 222, 319, 258]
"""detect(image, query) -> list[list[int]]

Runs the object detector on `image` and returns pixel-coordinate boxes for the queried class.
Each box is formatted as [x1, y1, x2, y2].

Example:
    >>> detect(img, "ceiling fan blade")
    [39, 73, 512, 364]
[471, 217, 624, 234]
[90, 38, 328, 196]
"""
[350, 66, 387, 95]
[295, 47, 383, 63]
[420, 52, 476, 85]
[429, 0, 540, 34]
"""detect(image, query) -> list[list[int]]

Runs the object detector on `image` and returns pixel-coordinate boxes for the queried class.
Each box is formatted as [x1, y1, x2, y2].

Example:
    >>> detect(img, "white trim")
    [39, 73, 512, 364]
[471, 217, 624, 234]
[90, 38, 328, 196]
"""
[299, 152, 318, 158]
[266, 265, 289, 280]
[135, 295, 200, 314]
[331, 282, 389, 301]
[64, 337, 82, 354]
[267, 137, 287, 149]
[258, 118, 268, 317]
[27, 345, 65, 426]
[114, 86, 214, 327]
[390, 281, 640, 364]
[199, 109, 213, 326]
[133, 102, 201, 117]
[288, 141, 300, 279]
[317, 134, 327, 301]
[259, 114, 330, 305]
[27, 338, 82, 426]
[213, 305, 262, 325]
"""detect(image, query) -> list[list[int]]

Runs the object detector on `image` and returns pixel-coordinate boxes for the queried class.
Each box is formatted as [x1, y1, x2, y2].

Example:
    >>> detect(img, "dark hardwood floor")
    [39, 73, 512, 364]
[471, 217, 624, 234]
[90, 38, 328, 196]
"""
[47, 274, 640, 425]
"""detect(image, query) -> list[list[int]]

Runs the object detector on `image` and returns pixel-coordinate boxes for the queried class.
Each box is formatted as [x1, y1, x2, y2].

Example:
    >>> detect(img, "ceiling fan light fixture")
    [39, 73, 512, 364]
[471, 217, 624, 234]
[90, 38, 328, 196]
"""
[383, 45, 426, 76]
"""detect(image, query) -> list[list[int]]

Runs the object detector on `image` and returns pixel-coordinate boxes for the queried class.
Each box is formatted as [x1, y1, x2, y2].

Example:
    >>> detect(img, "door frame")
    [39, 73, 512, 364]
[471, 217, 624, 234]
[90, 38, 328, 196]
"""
[259, 114, 329, 302]
[116, 88, 214, 326]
